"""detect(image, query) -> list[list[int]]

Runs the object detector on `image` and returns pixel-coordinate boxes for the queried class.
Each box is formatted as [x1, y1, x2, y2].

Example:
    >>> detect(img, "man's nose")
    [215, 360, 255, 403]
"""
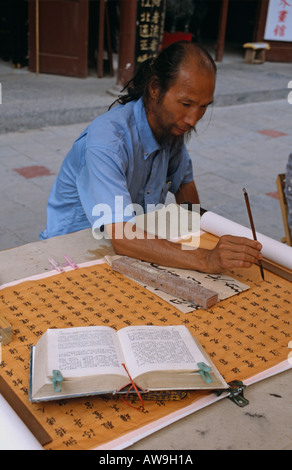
[184, 109, 200, 128]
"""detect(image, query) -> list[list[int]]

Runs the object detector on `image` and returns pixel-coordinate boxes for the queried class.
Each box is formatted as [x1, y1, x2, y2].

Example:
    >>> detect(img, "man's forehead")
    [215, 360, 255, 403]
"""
[170, 65, 215, 92]
[166, 66, 215, 106]
[176, 60, 215, 82]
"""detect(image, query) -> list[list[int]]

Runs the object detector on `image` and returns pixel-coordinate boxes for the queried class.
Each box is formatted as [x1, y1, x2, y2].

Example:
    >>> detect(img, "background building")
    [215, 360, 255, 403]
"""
[0, 0, 291, 81]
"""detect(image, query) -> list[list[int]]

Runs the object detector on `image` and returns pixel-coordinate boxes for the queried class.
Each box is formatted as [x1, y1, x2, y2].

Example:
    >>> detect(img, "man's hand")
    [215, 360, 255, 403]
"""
[205, 235, 263, 273]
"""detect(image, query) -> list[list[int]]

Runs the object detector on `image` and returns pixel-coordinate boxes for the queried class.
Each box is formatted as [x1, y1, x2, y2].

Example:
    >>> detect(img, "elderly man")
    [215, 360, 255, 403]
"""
[40, 41, 262, 273]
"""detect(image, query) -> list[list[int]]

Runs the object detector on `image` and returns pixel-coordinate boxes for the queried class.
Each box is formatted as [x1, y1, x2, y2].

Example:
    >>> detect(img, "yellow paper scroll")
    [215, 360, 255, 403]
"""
[0, 262, 291, 450]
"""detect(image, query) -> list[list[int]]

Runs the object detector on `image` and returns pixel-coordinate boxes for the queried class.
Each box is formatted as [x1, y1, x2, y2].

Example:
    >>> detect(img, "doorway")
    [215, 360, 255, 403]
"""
[0, 0, 28, 68]
[197, 0, 260, 60]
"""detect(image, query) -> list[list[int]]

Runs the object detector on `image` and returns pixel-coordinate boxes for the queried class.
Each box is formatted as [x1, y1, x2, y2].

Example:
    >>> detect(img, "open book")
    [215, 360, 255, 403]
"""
[29, 325, 228, 402]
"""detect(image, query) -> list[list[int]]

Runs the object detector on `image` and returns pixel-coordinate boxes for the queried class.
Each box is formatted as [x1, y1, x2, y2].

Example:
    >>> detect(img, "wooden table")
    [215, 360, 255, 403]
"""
[0, 229, 291, 451]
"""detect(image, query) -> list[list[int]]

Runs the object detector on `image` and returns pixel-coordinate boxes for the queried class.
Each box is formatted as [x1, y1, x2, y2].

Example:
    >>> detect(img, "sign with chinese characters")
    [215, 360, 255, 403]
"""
[264, 0, 292, 42]
[135, 0, 166, 66]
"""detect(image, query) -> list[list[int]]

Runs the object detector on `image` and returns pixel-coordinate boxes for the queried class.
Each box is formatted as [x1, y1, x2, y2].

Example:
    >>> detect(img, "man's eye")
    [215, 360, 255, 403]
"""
[182, 102, 190, 107]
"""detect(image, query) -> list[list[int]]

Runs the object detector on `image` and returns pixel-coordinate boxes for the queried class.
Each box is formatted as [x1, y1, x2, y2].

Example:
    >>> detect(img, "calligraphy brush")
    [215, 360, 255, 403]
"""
[243, 188, 265, 281]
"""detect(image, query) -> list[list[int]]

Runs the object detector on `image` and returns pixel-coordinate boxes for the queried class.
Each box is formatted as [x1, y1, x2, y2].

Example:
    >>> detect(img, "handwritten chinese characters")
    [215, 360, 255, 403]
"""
[265, 0, 292, 42]
[0, 262, 291, 449]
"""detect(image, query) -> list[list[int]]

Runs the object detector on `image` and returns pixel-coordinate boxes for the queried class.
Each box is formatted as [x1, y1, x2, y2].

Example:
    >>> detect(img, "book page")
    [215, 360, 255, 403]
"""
[45, 326, 127, 379]
[117, 325, 210, 379]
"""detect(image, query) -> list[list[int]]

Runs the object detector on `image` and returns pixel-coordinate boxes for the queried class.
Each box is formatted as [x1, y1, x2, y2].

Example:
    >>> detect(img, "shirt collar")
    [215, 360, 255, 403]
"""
[133, 98, 161, 160]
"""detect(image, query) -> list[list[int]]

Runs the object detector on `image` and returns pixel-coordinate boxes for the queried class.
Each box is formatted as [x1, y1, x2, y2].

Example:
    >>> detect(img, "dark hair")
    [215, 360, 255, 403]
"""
[110, 41, 216, 108]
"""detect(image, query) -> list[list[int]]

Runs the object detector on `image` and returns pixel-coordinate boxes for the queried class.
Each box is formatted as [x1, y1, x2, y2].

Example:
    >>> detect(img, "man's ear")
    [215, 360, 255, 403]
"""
[148, 76, 160, 101]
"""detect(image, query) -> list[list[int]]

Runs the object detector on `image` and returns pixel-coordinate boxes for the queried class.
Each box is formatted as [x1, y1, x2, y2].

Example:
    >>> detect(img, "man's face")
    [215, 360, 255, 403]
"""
[147, 63, 215, 143]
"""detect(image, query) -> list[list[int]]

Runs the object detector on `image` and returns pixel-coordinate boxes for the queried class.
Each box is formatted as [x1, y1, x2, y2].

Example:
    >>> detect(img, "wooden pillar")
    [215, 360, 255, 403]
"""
[36, 0, 39, 75]
[215, 0, 229, 62]
[117, 0, 138, 87]
[98, 0, 114, 78]
[98, 0, 106, 78]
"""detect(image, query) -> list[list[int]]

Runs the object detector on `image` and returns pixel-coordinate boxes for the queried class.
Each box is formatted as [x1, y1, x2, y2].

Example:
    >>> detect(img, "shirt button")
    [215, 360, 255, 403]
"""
[147, 190, 151, 194]
[145, 152, 148, 157]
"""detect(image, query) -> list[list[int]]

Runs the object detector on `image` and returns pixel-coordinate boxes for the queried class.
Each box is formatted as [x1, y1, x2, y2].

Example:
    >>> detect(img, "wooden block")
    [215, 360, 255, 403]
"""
[0, 376, 52, 446]
[112, 257, 218, 309]
[0, 314, 12, 345]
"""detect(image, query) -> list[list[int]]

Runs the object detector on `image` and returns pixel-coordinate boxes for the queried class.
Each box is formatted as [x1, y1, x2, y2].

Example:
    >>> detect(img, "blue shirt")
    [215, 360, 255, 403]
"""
[40, 98, 194, 240]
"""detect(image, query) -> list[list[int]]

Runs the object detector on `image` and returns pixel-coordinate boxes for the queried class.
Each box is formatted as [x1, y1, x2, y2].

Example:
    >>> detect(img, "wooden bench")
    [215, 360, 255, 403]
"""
[243, 42, 270, 64]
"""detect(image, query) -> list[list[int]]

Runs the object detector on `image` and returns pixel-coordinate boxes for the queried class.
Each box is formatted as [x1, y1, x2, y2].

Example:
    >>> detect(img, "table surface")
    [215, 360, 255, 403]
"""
[0, 229, 291, 451]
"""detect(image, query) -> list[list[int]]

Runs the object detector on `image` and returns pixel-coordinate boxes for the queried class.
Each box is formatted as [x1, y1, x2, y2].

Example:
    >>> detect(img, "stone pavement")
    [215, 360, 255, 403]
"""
[0, 57, 292, 134]
[0, 58, 292, 251]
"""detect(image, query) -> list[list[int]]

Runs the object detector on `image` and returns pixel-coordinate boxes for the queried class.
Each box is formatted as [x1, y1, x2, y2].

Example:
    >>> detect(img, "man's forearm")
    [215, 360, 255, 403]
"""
[105, 222, 263, 274]
[106, 222, 215, 272]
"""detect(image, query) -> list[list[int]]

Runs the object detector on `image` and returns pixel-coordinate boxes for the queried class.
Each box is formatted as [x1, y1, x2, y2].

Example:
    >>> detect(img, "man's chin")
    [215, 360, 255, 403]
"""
[184, 127, 196, 142]
[161, 126, 196, 145]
